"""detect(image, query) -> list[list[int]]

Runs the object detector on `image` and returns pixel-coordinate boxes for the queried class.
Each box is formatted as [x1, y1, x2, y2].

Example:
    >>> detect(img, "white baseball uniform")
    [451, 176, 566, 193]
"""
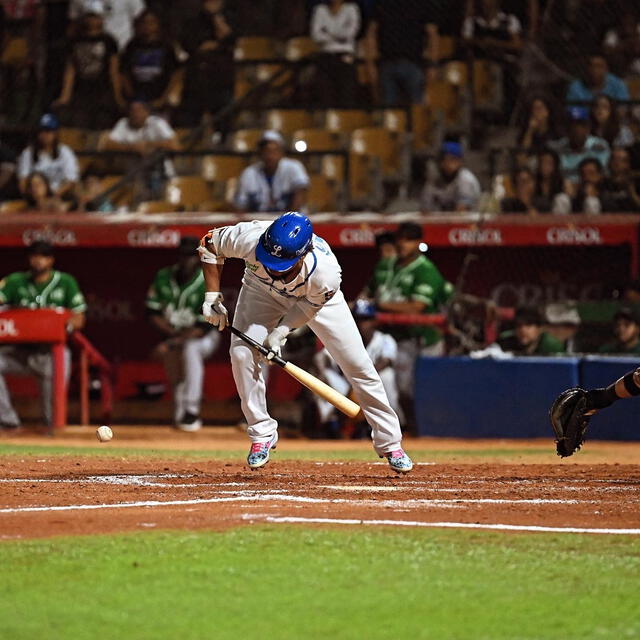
[199, 220, 403, 455]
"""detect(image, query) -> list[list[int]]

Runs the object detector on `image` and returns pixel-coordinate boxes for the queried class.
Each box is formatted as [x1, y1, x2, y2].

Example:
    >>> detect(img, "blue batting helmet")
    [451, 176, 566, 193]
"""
[352, 299, 377, 319]
[256, 212, 313, 272]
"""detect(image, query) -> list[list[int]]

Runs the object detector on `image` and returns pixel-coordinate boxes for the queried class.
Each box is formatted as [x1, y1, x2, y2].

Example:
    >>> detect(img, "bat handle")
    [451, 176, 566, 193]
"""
[228, 325, 287, 367]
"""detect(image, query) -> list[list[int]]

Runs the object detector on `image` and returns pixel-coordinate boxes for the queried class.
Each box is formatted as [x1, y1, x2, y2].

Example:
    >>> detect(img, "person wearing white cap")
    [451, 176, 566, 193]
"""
[234, 130, 310, 213]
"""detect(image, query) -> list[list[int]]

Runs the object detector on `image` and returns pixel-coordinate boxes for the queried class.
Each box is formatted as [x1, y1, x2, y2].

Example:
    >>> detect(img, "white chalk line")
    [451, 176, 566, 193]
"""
[250, 515, 640, 536]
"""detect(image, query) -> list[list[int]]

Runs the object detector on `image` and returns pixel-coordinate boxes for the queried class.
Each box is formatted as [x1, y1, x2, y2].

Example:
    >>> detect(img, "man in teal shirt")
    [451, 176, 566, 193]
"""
[599, 307, 640, 356]
[367, 222, 453, 430]
[146, 237, 220, 431]
[0, 241, 86, 430]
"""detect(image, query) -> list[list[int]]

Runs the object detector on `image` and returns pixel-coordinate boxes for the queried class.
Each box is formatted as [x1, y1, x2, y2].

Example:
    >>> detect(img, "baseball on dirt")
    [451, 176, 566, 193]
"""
[96, 426, 113, 442]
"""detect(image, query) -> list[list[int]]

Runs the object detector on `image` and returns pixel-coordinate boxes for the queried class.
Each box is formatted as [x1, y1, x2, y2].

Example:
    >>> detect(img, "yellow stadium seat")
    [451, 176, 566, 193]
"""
[411, 105, 434, 151]
[165, 176, 213, 209]
[234, 37, 280, 61]
[380, 109, 408, 133]
[0, 199, 28, 214]
[265, 109, 315, 137]
[228, 129, 265, 153]
[320, 155, 345, 182]
[201, 155, 247, 182]
[350, 128, 402, 178]
[426, 79, 459, 126]
[58, 128, 89, 151]
[98, 175, 134, 207]
[284, 36, 318, 61]
[444, 60, 468, 87]
[307, 174, 338, 213]
[438, 35, 457, 60]
[626, 76, 640, 100]
[325, 109, 373, 133]
[136, 200, 180, 214]
[291, 128, 342, 152]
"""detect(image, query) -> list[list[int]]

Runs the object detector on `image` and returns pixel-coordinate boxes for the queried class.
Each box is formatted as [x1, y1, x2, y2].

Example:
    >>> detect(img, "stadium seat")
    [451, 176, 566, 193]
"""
[58, 128, 89, 151]
[473, 59, 501, 111]
[626, 76, 640, 100]
[444, 61, 468, 87]
[136, 200, 180, 214]
[228, 128, 264, 153]
[265, 109, 315, 137]
[380, 109, 408, 133]
[350, 128, 402, 178]
[426, 79, 460, 126]
[291, 128, 342, 152]
[165, 176, 212, 209]
[325, 109, 373, 133]
[233, 37, 279, 61]
[307, 174, 338, 213]
[0, 199, 28, 213]
[437, 35, 457, 60]
[98, 175, 135, 207]
[284, 36, 318, 61]
[201, 155, 247, 182]
[410, 105, 434, 151]
[320, 154, 345, 182]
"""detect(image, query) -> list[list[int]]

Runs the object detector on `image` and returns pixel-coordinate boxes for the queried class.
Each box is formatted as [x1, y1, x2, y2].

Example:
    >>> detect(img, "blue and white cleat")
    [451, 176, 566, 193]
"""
[247, 433, 278, 470]
[385, 449, 413, 474]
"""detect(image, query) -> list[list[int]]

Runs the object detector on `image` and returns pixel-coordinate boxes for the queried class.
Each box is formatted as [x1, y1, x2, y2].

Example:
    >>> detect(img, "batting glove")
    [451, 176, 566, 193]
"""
[264, 325, 290, 360]
[202, 292, 228, 331]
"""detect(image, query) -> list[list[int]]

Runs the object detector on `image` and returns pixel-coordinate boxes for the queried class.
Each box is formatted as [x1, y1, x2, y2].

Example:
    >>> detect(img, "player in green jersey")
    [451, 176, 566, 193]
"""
[146, 237, 220, 431]
[0, 241, 86, 430]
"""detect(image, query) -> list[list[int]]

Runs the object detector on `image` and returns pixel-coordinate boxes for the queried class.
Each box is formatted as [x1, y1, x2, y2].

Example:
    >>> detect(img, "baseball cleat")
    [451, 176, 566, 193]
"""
[384, 449, 413, 474]
[176, 412, 202, 432]
[247, 433, 278, 469]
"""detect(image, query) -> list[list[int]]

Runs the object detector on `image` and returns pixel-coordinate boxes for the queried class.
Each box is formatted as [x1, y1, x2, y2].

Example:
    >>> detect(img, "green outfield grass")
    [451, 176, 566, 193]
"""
[0, 527, 638, 640]
[0, 442, 555, 460]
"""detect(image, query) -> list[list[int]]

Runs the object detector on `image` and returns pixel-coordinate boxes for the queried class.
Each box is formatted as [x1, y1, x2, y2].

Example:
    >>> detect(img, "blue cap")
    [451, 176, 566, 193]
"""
[352, 299, 377, 319]
[567, 106, 589, 122]
[39, 113, 59, 130]
[256, 212, 313, 272]
[441, 141, 463, 158]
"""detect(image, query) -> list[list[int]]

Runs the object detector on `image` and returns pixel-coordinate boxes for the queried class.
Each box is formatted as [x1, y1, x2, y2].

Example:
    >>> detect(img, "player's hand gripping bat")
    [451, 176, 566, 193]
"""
[228, 326, 362, 419]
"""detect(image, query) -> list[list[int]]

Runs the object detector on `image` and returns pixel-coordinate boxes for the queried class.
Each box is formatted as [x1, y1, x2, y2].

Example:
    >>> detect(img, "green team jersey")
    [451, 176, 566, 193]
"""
[0, 270, 86, 312]
[599, 340, 640, 356]
[146, 265, 206, 330]
[497, 330, 565, 355]
[367, 255, 453, 345]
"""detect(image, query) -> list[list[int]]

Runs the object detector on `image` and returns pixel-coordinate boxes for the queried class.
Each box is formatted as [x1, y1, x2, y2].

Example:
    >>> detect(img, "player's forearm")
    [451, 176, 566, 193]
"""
[202, 262, 224, 292]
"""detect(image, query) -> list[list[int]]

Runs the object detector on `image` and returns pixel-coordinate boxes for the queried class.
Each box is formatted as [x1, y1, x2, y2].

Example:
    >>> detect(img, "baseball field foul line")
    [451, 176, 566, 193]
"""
[254, 515, 640, 535]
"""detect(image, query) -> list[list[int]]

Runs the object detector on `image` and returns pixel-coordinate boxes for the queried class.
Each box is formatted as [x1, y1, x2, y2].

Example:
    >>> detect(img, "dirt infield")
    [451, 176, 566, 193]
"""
[1, 427, 640, 539]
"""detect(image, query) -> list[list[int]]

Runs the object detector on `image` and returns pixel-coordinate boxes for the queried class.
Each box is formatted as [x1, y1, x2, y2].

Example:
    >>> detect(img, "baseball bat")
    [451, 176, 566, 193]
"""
[228, 325, 362, 419]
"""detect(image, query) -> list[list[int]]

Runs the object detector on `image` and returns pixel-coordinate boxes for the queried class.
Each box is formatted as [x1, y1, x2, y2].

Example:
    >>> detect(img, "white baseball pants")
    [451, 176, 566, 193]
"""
[162, 332, 220, 422]
[230, 284, 403, 455]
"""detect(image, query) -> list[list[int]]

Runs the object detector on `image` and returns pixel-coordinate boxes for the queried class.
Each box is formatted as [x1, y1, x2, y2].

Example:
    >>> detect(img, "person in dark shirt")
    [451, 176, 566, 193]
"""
[364, 0, 441, 105]
[53, 10, 123, 129]
[501, 167, 550, 214]
[178, 0, 235, 128]
[497, 306, 564, 355]
[599, 307, 640, 355]
[534, 148, 569, 214]
[517, 95, 561, 154]
[120, 9, 181, 109]
[571, 157, 606, 214]
[600, 148, 640, 213]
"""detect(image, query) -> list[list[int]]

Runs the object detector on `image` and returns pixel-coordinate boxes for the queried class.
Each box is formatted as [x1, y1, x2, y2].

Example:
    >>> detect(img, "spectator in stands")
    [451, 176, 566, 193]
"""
[0, 141, 18, 200]
[603, 10, 640, 78]
[462, 0, 523, 114]
[314, 299, 403, 435]
[599, 307, 640, 355]
[101, 100, 180, 200]
[590, 94, 634, 148]
[0, 241, 86, 431]
[120, 9, 182, 110]
[366, 222, 453, 431]
[500, 167, 548, 215]
[600, 148, 640, 213]
[517, 96, 560, 153]
[54, 9, 124, 129]
[566, 53, 630, 104]
[534, 149, 571, 214]
[179, 0, 235, 128]
[68, 0, 145, 50]
[23, 172, 68, 212]
[550, 107, 610, 183]
[234, 130, 310, 213]
[74, 173, 115, 213]
[571, 157, 606, 214]
[497, 306, 564, 356]
[364, 0, 440, 106]
[310, 0, 361, 108]
[375, 231, 396, 260]
[146, 236, 220, 432]
[17, 114, 79, 199]
[421, 141, 481, 214]
[545, 302, 581, 354]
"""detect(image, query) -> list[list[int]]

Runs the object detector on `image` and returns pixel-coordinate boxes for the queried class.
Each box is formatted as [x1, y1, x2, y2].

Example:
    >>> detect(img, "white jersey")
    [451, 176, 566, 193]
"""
[199, 220, 341, 309]
[319, 330, 397, 373]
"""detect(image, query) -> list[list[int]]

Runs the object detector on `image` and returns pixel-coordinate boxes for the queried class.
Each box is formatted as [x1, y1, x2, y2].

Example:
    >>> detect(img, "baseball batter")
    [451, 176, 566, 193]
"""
[198, 212, 413, 473]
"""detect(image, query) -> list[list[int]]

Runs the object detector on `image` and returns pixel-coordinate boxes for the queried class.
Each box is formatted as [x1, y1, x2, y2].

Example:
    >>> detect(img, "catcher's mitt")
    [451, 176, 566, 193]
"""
[549, 387, 595, 457]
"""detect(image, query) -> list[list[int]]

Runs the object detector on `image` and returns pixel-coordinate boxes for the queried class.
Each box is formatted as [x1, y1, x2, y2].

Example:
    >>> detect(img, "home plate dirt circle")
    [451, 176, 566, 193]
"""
[1, 456, 640, 539]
